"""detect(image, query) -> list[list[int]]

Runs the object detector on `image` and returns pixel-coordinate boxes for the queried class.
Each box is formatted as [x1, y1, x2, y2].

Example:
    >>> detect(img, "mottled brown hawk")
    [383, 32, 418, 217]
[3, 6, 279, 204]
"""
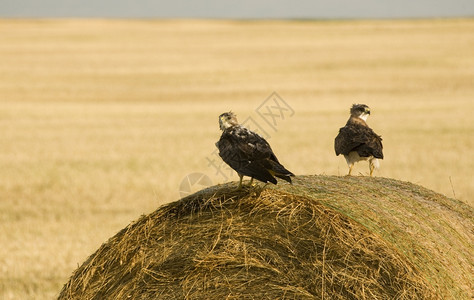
[216, 112, 294, 188]
[335, 104, 383, 176]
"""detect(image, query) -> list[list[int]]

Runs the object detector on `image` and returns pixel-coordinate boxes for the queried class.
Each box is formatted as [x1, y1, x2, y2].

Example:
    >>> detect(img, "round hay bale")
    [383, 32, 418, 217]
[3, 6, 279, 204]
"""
[58, 175, 473, 299]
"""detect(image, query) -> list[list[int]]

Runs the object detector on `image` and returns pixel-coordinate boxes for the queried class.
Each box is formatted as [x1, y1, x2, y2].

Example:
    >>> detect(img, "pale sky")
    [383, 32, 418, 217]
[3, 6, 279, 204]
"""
[1, 0, 473, 18]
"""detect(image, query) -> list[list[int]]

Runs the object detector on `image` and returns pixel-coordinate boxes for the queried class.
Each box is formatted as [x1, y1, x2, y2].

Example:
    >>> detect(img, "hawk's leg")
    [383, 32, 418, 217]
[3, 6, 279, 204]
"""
[237, 174, 244, 189]
[347, 164, 354, 176]
[369, 161, 375, 177]
[249, 177, 254, 186]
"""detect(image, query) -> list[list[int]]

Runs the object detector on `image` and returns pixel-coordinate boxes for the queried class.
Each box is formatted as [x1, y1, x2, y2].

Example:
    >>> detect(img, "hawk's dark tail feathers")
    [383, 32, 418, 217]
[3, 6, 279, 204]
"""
[275, 174, 293, 184]
[269, 161, 294, 184]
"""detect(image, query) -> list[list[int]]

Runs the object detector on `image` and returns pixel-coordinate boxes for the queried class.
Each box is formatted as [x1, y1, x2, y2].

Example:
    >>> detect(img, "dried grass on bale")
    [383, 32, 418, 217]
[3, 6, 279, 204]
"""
[58, 175, 473, 299]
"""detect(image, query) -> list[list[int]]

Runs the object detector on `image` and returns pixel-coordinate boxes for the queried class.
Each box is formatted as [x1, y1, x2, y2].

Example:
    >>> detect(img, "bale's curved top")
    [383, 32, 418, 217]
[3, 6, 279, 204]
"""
[58, 175, 473, 299]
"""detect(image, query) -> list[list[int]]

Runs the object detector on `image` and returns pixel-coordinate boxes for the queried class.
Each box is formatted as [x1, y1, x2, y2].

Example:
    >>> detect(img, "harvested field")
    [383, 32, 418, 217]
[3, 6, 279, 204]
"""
[1, 19, 473, 299]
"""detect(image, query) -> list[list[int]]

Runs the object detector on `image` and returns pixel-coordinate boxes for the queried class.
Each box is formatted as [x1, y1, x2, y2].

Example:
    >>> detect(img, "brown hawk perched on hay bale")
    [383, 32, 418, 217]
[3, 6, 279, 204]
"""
[216, 112, 294, 188]
[335, 104, 383, 176]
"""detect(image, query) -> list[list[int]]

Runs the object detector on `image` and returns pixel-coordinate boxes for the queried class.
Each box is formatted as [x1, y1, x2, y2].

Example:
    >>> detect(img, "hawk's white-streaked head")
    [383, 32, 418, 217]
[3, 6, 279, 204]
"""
[350, 104, 371, 121]
[219, 111, 239, 130]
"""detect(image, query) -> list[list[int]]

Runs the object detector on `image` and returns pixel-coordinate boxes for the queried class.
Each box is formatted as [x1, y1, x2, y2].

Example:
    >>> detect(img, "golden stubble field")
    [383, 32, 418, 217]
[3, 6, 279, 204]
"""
[0, 19, 473, 299]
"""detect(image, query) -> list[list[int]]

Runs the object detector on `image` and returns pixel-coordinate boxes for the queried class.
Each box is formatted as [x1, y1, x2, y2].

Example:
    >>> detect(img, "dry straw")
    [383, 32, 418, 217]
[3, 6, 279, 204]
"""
[58, 175, 473, 299]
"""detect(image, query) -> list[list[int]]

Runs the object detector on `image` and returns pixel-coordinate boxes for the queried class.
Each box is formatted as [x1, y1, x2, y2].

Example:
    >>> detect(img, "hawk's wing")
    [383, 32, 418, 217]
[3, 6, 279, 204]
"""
[335, 125, 383, 159]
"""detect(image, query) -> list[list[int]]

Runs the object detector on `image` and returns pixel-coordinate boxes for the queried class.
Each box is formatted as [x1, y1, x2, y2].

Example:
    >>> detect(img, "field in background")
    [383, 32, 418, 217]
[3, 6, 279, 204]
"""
[0, 19, 472, 299]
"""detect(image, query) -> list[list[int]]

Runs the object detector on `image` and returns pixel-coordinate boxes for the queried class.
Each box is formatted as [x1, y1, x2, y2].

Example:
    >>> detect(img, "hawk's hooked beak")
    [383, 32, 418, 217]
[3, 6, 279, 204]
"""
[219, 115, 227, 130]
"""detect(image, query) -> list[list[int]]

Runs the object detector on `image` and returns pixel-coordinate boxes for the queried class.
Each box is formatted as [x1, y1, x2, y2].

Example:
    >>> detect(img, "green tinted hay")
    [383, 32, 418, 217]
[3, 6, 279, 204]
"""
[58, 176, 473, 299]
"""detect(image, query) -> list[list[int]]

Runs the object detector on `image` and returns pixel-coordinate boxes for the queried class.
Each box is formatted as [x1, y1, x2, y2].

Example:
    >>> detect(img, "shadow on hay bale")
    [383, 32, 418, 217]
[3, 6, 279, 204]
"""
[58, 175, 473, 299]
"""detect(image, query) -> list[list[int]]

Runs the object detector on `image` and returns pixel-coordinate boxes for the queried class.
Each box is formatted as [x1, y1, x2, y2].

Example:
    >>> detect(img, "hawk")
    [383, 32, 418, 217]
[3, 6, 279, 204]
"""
[216, 112, 294, 188]
[335, 104, 383, 176]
